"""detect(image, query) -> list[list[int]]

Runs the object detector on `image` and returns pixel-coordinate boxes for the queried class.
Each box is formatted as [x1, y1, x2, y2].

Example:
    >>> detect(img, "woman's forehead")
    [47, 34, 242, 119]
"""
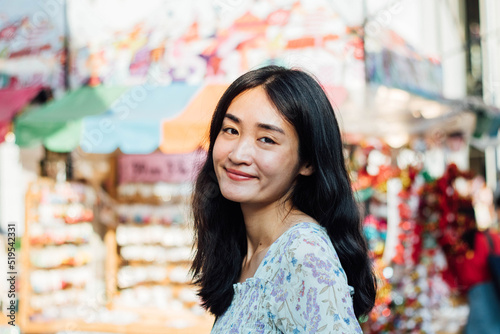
[225, 87, 293, 127]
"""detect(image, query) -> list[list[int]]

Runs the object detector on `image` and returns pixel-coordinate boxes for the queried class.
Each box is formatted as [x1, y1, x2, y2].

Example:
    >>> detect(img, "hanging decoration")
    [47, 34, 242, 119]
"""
[0, 0, 66, 91]
[353, 143, 473, 333]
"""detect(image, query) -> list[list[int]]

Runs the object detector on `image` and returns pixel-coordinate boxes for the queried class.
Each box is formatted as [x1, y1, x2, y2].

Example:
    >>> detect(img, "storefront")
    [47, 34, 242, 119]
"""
[2, 1, 499, 333]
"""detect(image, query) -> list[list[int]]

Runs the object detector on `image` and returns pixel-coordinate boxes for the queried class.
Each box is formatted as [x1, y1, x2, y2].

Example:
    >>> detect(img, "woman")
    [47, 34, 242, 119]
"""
[458, 228, 500, 333]
[191, 65, 376, 333]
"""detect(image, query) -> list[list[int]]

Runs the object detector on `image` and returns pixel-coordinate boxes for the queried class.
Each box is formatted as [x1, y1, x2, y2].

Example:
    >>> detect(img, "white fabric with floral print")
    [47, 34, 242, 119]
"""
[211, 222, 362, 334]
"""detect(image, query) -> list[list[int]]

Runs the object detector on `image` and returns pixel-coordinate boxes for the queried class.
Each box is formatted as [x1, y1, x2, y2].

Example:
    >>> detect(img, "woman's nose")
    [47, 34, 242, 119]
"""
[228, 138, 253, 165]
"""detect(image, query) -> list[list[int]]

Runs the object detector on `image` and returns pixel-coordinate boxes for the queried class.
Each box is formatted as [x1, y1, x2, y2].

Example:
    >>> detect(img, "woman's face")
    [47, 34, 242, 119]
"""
[213, 87, 312, 206]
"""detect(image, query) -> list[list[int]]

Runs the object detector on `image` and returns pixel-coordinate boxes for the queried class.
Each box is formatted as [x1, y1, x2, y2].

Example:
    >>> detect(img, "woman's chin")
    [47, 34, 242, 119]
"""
[221, 192, 250, 203]
[219, 187, 256, 204]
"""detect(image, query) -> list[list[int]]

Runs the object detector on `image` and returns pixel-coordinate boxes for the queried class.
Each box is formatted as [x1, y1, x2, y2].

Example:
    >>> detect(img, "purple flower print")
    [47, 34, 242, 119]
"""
[304, 287, 321, 332]
[255, 319, 265, 334]
[303, 253, 336, 286]
[271, 269, 289, 302]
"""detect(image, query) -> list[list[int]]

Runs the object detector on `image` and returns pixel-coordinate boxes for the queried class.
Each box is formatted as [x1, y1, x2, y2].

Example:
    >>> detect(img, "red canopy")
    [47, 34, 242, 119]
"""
[0, 86, 42, 143]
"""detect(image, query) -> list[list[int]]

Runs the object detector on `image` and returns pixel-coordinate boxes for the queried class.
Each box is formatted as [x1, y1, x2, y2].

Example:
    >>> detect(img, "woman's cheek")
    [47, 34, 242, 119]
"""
[213, 136, 229, 165]
[260, 152, 286, 170]
[212, 138, 222, 166]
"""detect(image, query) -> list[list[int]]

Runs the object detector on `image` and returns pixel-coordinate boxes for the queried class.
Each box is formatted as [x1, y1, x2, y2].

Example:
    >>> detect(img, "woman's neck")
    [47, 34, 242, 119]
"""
[240, 202, 308, 259]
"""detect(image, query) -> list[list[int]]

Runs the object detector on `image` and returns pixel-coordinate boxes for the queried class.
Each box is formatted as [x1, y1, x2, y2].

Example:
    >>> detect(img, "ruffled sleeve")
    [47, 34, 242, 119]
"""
[267, 227, 362, 333]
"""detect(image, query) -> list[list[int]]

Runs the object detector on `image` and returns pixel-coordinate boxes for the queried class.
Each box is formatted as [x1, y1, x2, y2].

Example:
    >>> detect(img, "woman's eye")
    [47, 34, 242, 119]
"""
[222, 127, 238, 135]
[259, 137, 276, 144]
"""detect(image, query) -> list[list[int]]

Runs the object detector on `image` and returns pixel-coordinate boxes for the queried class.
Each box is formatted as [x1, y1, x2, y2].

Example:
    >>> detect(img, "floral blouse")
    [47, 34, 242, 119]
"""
[211, 222, 362, 334]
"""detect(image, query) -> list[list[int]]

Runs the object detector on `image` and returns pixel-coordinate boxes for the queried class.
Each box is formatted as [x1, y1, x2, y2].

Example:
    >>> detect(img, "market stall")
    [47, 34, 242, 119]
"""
[19, 172, 214, 333]
[7, 1, 499, 333]
[346, 134, 498, 334]
[12, 80, 219, 332]
[12, 79, 224, 334]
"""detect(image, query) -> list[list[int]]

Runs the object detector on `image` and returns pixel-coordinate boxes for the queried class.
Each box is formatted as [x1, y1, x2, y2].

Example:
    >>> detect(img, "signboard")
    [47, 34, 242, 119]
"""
[67, 0, 365, 89]
[118, 150, 207, 184]
[365, 28, 443, 99]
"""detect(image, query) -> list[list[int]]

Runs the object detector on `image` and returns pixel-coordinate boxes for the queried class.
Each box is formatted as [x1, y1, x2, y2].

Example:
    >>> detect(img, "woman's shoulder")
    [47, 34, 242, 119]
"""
[271, 222, 339, 263]
[264, 221, 349, 289]
[288, 221, 330, 241]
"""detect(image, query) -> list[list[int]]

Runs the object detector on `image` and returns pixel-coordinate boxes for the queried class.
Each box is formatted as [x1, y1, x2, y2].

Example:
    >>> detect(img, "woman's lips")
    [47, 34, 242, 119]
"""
[225, 168, 256, 181]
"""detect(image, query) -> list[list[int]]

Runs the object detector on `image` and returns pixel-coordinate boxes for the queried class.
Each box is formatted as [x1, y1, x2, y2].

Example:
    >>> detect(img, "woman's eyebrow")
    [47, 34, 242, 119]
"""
[257, 123, 285, 134]
[225, 113, 285, 134]
[224, 113, 240, 123]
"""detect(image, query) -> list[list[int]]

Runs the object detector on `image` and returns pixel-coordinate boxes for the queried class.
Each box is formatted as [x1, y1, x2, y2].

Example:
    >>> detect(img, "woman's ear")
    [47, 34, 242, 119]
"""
[299, 163, 314, 176]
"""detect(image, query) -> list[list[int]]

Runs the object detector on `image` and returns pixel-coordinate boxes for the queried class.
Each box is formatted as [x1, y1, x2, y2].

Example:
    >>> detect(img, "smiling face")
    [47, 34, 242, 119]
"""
[212, 87, 313, 207]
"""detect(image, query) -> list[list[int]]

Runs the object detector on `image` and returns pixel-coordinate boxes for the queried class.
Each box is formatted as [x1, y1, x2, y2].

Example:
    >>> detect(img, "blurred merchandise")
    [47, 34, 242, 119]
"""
[351, 138, 499, 334]
[19, 179, 106, 324]
[18, 176, 213, 333]
[110, 180, 200, 313]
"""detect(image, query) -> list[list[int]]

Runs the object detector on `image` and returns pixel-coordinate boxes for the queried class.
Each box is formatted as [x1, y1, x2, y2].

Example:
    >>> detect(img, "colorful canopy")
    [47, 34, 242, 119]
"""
[0, 86, 42, 143]
[15, 86, 128, 152]
[14, 83, 223, 154]
[81, 83, 201, 154]
[160, 84, 228, 154]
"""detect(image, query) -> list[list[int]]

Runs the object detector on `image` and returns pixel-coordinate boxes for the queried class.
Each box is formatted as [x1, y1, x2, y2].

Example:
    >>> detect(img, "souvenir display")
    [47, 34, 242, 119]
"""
[20, 179, 213, 333]
[351, 140, 472, 334]
[20, 179, 105, 323]
[108, 182, 206, 322]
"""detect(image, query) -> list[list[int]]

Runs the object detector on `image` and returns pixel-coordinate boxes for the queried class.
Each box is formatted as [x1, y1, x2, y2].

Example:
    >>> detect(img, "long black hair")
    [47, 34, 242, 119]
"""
[191, 65, 376, 318]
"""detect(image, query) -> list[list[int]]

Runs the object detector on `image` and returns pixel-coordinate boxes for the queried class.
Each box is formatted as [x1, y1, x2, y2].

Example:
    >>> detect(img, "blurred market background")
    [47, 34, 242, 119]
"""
[1, 0, 500, 333]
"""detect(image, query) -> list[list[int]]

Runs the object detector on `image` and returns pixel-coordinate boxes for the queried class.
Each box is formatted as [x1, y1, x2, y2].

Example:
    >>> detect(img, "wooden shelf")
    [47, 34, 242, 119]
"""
[19, 179, 212, 334]
[21, 315, 214, 334]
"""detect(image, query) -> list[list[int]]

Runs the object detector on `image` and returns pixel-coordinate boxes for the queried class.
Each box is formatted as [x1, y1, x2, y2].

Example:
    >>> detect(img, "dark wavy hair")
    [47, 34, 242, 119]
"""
[191, 65, 376, 318]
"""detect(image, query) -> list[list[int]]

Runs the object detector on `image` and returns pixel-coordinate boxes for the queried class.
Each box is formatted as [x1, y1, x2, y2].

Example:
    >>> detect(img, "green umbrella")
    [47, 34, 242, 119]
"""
[15, 85, 128, 152]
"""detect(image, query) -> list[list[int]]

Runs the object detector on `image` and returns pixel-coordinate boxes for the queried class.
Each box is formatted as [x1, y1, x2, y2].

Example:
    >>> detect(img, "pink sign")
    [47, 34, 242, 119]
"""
[118, 150, 207, 184]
